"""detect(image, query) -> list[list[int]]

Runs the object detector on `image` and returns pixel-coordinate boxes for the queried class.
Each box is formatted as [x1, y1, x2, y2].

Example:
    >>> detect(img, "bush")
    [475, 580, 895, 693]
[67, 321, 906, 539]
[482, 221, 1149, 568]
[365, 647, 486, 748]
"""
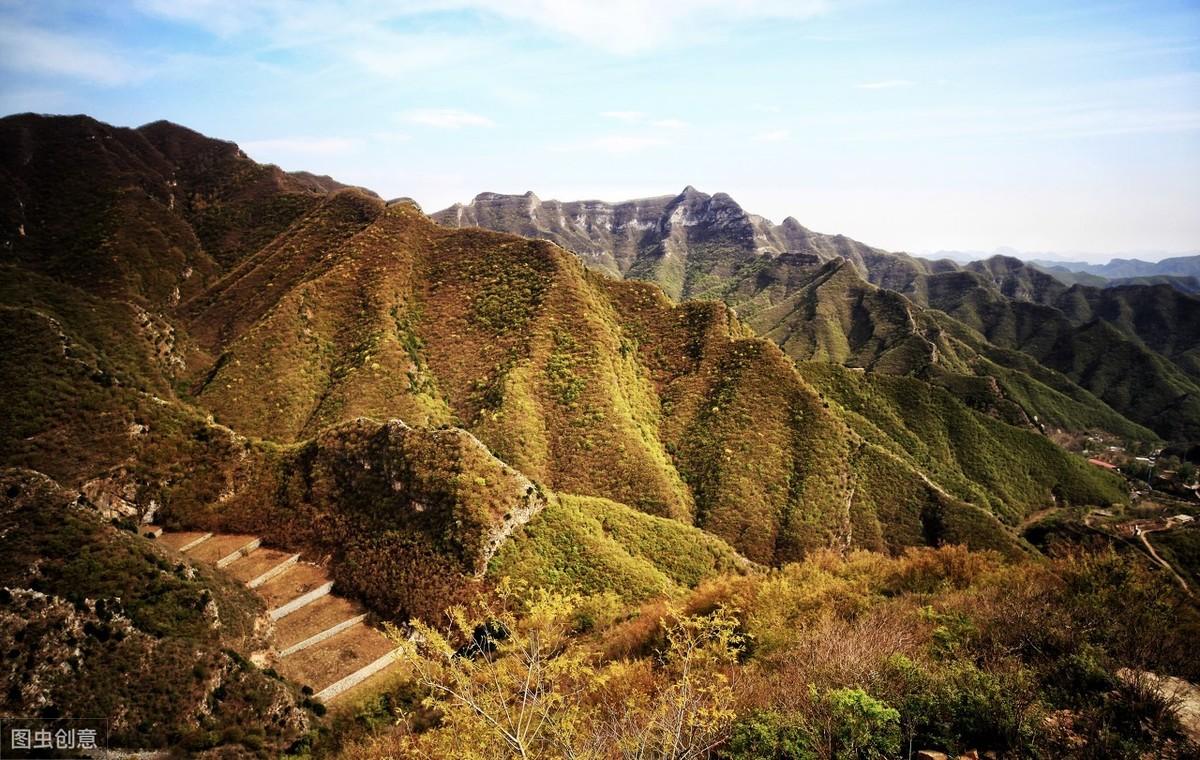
[723, 710, 812, 760]
[809, 687, 901, 760]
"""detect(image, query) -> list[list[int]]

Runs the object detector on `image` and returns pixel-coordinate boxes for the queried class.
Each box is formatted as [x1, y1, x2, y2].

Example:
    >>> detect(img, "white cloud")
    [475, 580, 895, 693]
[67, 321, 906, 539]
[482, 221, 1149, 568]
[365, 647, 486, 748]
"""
[399, 108, 496, 128]
[134, 0, 831, 56]
[241, 137, 360, 156]
[856, 79, 915, 89]
[490, 85, 538, 106]
[0, 86, 70, 113]
[0, 24, 141, 86]
[132, 0, 263, 36]
[370, 131, 412, 144]
[455, 0, 831, 54]
[754, 129, 791, 142]
[798, 96, 1200, 142]
[351, 34, 485, 77]
[602, 113, 687, 128]
[553, 134, 668, 154]
[601, 110, 645, 123]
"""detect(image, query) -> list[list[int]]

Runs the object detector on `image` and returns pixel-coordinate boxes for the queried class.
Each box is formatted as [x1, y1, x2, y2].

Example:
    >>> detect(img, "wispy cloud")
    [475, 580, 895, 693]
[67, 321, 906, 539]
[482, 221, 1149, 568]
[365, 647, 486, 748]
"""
[856, 79, 915, 90]
[0, 86, 70, 113]
[241, 137, 361, 156]
[754, 129, 791, 142]
[351, 34, 487, 77]
[602, 112, 687, 129]
[601, 110, 645, 123]
[798, 94, 1200, 141]
[132, 0, 261, 37]
[369, 131, 412, 144]
[0, 24, 141, 86]
[553, 134, 668, 154]
[134, 0, 831, 56]
[472, 0, 830, 54]
[400, 108, 495, 128]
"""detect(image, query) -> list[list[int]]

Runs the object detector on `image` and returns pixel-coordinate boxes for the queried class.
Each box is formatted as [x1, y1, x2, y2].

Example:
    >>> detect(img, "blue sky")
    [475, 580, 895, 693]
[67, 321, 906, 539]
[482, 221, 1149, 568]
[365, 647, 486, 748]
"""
[1, 0, 1198, 259]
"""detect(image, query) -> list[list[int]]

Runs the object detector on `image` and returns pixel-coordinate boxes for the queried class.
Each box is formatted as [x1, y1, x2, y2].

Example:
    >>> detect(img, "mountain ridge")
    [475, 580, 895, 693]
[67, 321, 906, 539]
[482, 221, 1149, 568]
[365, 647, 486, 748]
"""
[0, 114, 1127, 578]
[433, 187, 1200, 443]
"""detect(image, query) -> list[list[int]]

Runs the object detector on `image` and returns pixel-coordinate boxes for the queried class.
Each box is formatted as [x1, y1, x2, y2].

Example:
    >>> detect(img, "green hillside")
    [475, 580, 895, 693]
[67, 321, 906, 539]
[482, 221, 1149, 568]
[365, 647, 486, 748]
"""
[0, 113, 1133, 610]
[434, 189, 1198, 446]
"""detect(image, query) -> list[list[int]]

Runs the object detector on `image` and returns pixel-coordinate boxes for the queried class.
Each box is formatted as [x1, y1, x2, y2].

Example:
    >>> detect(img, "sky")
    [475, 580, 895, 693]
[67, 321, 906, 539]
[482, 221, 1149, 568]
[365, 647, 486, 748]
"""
[1, 0, 1198, 260]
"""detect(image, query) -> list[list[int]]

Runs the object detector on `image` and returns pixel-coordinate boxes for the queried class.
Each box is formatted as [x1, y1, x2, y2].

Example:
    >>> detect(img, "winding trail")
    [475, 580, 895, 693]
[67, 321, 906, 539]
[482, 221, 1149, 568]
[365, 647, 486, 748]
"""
[1139, 531, 1193, 595]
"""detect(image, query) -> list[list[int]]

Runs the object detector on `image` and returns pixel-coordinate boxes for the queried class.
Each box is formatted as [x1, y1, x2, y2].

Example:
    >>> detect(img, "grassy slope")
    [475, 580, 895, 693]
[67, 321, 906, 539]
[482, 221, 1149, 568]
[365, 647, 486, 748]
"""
[434, 194, 1177, 445]
[130, 202, 1130, 566]
[797, 363, 1128, 522]
[489, 493, 750, 601]
[920, 271, 1200, 441]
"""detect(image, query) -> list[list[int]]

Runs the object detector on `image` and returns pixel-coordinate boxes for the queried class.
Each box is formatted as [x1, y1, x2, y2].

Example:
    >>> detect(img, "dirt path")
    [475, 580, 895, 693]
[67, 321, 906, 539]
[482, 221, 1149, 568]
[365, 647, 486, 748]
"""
[1018, 506, 1059, 532]
[1140, 532, 1193, 595]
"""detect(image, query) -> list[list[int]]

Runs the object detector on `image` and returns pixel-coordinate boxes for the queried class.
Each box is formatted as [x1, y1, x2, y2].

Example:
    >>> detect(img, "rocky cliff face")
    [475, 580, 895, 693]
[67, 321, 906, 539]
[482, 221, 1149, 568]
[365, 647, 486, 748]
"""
[0, 468, 313, 754]
[434, 186, 893, 300]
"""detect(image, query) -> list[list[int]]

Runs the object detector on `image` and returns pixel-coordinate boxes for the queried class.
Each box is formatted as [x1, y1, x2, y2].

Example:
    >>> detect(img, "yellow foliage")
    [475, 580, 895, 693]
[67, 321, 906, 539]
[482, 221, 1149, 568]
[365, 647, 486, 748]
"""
[390, 581, 743, 759]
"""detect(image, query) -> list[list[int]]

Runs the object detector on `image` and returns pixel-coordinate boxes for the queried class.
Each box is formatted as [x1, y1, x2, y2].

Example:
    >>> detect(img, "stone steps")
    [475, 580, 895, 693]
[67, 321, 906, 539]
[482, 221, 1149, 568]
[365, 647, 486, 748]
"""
[147, 527, 402, 706]
[187, 534, 260, 566]
[225, 547, 298, 588]
[275, 595, 366, 652]
[314, 650, 401, 703]
[275, 622, 396, 697]
[158, 531, 211, 552]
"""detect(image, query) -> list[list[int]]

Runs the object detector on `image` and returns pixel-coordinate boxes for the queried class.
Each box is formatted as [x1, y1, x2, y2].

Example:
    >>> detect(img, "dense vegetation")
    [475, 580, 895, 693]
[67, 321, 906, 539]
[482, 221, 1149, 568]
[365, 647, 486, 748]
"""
[489, 493, 750, 601]
[0, 469, 315, 755]
[328, 546, 1200, 759]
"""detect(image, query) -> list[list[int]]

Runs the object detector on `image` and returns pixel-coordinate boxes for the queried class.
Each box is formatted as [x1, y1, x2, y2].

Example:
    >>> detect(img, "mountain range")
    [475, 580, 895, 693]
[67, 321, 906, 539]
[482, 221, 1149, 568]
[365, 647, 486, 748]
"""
[2, 112, 1151, 577]
[1031, 254, 1200, 280]
[1031, 262, 1200, 294]
[434, 189, 1200, 442]
[2, 113, 1197, 755]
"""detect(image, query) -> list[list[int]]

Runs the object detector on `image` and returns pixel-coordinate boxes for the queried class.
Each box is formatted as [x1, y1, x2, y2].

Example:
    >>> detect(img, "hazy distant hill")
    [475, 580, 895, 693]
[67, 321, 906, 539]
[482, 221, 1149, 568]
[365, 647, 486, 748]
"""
[1031, 254, 1200, 280]
[1032, 262, 1200, 294]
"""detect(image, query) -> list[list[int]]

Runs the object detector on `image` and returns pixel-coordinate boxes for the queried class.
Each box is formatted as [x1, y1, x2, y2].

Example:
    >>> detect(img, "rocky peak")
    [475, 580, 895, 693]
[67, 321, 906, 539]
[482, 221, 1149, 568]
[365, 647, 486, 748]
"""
[659, 186, 752, 233]
[471, 191, 511, 204]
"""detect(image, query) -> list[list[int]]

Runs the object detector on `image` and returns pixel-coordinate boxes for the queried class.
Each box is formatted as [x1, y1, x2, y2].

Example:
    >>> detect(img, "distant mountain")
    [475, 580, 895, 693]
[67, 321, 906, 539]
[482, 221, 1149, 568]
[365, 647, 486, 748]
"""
[1108, 274, 1200, 294]
[435, 187, 931, 302]
[1030, 254, 1200, 280]
[434, 189, 1200, 442]
[1032, 263, 1200, 294]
